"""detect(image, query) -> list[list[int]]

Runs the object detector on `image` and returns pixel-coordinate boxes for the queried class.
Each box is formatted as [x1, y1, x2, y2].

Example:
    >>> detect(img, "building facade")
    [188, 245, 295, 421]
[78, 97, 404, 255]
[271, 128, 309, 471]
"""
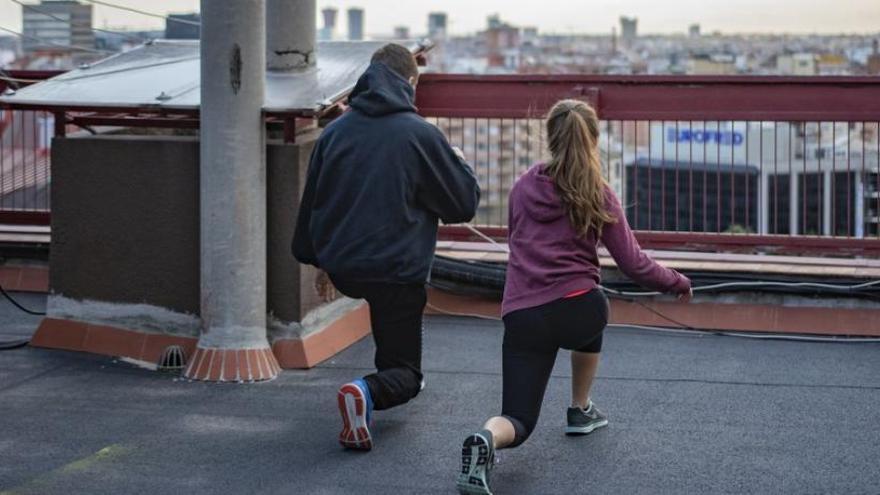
[21, 0, 94, 59]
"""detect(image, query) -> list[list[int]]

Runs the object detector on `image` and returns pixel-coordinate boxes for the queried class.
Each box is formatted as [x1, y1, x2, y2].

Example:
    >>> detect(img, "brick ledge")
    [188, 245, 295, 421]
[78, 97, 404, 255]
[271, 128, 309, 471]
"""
[30, 302, 373, 371]
[272, 302, 372, 369]
[0, 264, 48, 293]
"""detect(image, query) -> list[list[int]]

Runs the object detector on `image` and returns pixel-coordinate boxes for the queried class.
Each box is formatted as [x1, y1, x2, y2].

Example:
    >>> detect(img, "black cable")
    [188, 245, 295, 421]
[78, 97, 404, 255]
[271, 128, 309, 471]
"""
[0, 282, 45, 350]
[0, 338, 29, 350]
[432, 255, 880, 299]
[606, 293, 699, 330]
[0, 282, 46, 316]
[429, 254, 880, 342]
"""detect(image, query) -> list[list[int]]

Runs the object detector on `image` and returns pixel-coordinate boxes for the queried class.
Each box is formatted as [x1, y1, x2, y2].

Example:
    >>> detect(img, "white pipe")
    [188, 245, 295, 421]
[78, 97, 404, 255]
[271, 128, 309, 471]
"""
[267, 0, 316, 71]
[198, 0, 269, 350]
[823, 170, 832, 236]
[855, 171, 865, 238]
[789, 170, 799, 235]
[760, 172, 770, 235]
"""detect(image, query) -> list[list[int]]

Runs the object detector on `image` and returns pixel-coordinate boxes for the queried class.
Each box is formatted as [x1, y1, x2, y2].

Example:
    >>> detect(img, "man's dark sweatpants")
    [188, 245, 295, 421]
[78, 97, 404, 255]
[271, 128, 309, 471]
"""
[331, 277, 426, 410]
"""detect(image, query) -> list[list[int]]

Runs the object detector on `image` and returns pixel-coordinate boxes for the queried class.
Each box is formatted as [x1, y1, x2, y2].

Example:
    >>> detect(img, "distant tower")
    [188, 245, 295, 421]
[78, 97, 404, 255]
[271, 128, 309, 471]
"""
[393, 26, 410, 40]
[487, 14, 502, 30]
[428, 12, 448, 40]
[619, 16, 637, 46]
[320, 7, 337, 41]
[485, 14, 519, 69]
[611, 26, 617, 54]
[867, 39, 880, 75]
[689, 23, 701, 38]
[348, 7, 364, 41]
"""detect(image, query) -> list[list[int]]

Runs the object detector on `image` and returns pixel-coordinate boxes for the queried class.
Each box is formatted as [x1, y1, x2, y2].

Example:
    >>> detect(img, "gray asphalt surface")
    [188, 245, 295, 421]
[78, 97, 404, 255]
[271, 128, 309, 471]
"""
[2, 294, 879, 494]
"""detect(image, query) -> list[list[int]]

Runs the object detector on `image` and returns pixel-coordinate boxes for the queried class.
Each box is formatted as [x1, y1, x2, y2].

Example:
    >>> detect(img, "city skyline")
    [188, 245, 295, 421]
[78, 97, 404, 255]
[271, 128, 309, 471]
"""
[0, 0, 879, 36]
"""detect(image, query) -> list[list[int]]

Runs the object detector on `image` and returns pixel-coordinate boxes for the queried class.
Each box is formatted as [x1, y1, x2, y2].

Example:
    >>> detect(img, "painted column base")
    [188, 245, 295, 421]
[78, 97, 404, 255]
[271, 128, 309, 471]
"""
[183, 347, 281, 382]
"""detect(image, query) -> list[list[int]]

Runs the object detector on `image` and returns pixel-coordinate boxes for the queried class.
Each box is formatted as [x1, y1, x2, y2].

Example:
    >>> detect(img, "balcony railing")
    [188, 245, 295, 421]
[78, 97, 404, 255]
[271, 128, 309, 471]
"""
[0, 71, 60, 225]
[416, 74, 880, 255]
[2, 71, 879, 255]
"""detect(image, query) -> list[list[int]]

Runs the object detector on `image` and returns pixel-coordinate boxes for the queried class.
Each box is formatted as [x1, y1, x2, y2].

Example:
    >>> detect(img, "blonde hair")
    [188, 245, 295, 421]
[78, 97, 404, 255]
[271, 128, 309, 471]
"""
[544, 99, 616, 236]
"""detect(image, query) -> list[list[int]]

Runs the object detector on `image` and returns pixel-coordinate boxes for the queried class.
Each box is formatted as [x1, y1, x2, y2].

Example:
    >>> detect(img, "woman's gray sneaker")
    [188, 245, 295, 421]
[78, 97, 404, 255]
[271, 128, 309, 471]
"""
[565, 403, 608, 435]
[457, 430, 495, 495]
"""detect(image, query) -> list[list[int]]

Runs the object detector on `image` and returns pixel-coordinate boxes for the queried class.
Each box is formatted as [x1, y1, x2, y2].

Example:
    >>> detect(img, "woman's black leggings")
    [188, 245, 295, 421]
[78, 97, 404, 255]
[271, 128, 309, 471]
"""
[500, 289, 609, 448]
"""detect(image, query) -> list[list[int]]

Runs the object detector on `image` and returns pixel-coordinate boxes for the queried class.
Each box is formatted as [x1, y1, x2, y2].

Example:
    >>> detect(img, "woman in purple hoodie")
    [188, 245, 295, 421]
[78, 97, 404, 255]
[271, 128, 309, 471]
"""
[456, 100, 692, 495]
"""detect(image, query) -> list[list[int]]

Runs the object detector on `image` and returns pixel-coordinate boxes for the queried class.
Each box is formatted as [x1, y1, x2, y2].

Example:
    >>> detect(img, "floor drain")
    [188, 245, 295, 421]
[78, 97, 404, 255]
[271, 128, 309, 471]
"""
[158, 345, 187, 372]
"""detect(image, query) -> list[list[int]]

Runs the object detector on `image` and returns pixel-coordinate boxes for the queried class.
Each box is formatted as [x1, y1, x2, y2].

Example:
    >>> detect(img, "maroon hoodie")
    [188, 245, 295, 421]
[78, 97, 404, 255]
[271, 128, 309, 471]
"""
[502, 164, 691, 316]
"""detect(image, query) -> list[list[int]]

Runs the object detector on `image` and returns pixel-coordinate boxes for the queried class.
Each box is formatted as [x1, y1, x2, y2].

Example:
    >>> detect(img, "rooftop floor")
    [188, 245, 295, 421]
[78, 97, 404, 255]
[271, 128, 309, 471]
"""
[1, 294, 879, 494]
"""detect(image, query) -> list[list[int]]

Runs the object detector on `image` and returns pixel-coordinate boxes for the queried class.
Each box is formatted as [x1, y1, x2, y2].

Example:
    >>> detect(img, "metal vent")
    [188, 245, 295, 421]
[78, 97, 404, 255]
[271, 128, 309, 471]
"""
[157, 345, 187, 372]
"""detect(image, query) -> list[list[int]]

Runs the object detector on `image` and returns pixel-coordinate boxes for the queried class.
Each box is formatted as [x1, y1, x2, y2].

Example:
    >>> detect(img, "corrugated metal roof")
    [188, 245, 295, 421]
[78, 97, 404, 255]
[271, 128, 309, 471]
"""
[1, 39, 428, 115]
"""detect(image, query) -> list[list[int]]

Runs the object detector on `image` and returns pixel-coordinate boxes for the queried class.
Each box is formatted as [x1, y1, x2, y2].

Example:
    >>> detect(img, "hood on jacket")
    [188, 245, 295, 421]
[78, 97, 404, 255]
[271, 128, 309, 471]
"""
[348, 62, 417, 117]
[518, 165, 567, 223]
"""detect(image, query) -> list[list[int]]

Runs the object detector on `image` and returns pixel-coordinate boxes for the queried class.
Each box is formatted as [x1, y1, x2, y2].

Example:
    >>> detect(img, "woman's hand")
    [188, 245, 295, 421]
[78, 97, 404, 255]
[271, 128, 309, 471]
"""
[678, 288, 693, 303]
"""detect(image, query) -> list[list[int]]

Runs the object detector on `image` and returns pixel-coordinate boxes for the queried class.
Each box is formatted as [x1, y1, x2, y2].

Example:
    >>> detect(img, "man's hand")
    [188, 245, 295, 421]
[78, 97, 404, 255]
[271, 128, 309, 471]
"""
[678, 288, 694, 303]
[314, 270, 337, 303]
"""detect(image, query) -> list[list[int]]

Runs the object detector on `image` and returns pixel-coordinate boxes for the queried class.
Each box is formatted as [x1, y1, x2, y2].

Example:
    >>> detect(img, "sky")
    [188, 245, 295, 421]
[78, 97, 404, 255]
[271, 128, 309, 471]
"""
[0, 0, 878, 36]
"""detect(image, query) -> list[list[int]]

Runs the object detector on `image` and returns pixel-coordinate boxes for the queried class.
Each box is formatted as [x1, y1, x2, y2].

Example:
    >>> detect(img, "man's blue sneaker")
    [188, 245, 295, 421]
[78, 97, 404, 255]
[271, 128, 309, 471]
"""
[337, 379, 373, 451]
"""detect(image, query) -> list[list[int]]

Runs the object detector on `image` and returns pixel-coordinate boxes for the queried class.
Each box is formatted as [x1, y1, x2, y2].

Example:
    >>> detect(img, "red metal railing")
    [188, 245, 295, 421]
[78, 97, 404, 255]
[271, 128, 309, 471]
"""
[417, 74, 880, 255]
[0, 71, 61, 225]
[3, 71, 880, 255]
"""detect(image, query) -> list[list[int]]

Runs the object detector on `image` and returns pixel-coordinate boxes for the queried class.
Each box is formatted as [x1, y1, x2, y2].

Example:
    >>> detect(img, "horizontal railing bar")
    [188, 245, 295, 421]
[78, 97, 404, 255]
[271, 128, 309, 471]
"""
[416, 74, 880, 122]
[438, 226, 880, 256]
[0, 211, 50, 226]
[420, 109, 880, 121]
[419, 73, 880, 85]
[69, 116, 201, 128]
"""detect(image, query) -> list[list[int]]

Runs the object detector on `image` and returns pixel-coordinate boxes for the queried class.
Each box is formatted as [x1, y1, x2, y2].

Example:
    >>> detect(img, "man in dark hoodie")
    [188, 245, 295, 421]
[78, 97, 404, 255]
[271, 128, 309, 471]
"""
[292, 44, 480, 451]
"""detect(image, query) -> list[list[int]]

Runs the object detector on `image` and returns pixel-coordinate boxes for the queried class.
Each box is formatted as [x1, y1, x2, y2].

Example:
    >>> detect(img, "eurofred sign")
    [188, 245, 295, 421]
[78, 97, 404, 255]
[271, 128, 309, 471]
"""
[667, 128, 744, 146]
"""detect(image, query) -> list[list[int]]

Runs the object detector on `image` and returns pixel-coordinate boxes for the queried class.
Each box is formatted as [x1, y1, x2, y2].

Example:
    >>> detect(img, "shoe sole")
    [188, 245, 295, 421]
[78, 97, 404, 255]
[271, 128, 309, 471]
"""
[456, 433, 494, 495]
[565, 418, 609, 436]
[337, 383, 373, 451]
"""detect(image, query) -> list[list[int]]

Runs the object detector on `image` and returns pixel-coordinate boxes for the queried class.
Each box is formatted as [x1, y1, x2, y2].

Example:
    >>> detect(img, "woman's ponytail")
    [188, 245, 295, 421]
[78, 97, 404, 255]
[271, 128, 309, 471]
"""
[544, 99, 616, 236]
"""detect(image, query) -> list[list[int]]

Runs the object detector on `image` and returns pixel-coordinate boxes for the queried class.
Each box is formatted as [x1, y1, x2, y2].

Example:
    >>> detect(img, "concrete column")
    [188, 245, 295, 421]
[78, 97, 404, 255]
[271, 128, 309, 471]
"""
[186, 0, 280, 382]
[789, 171, 799, 235]
[267, 0, 316, 71]
[823, 170, 833, 236]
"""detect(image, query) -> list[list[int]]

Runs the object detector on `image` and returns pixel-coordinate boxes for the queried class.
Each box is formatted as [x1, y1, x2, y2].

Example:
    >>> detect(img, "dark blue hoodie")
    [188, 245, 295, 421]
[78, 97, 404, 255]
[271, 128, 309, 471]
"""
[292, 62, 481, 283]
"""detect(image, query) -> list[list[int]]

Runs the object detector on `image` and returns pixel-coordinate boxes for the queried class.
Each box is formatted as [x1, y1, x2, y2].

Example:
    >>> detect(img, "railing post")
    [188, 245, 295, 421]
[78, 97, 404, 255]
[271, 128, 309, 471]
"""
[53, 111, 65, 138]
[855, 172, 864, 238]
